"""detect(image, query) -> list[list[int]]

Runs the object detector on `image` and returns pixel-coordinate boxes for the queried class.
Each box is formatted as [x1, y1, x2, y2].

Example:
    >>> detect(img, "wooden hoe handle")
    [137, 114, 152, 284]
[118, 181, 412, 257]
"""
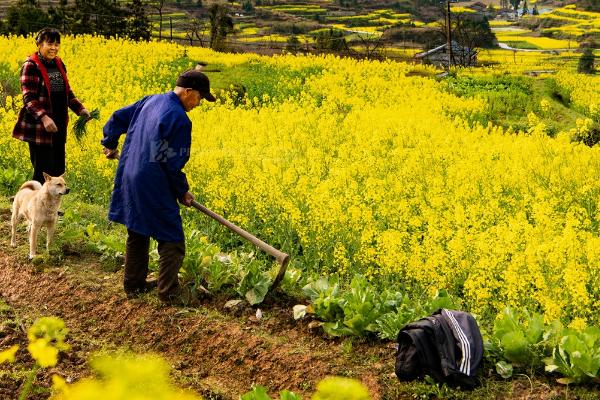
[190, 200, 290, 291]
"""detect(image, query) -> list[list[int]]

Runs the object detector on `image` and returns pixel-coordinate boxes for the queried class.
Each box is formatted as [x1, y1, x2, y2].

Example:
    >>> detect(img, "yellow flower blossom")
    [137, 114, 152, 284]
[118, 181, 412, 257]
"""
[0, 345, 19, 364]
[28, 339, 59, 368]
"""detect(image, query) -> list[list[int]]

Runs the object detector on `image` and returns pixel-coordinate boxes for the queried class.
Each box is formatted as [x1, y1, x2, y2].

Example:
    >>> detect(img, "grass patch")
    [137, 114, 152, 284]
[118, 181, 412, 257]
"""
[501, 40, 540, 50]
[445, 74, 589, 136]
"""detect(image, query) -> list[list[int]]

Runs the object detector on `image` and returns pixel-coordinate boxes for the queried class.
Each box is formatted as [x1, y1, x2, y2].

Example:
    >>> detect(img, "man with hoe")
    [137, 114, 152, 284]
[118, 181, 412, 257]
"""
[101, 70, 216, 305]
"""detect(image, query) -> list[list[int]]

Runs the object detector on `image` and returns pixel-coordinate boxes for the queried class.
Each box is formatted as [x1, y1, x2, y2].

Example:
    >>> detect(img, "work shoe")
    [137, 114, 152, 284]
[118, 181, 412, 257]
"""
[125, 279, 158, 299]
[159, 285, 208, 307]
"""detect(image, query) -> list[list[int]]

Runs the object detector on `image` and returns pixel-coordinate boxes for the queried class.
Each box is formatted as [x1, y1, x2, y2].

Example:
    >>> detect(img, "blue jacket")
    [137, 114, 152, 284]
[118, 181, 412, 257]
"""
[101, 92, 191, 242]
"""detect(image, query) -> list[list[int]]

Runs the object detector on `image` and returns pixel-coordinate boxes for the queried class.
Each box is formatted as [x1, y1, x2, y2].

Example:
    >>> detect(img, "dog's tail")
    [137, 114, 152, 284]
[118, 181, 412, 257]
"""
[19, 181, 42, 192]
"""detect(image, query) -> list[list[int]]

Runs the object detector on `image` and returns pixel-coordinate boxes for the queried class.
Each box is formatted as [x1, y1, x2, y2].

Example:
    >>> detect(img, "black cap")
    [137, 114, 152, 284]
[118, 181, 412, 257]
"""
[176, 70, 216, 102]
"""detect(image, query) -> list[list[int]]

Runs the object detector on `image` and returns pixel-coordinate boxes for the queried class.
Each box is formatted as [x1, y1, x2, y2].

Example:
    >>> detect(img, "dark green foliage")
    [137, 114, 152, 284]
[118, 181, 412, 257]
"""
[6, 0, 51, 36]
[579, 0, 600, 12]
[450, 14, 497, 50]
[573, 123, 600, 147]
[546, 78, 571, 106]
[384, 26, 439, 47]
[285, 35, 301, 54]
[47, 2, 70, 31]
[69, 0, 129, 37]
[522, 0, 529, 15]
[532, 4, 539, 15]
[271, 22, 318, 35]
[208, 3, 234, 51]
[510, 0, 521, 13]
[241, 0, 254, 13]
[578, 48, 596, 74]
[127, 0, 151, 41]
[216, 83, 247, 106]
[313, 29, 348, 53]
[338, 0, 358, 7]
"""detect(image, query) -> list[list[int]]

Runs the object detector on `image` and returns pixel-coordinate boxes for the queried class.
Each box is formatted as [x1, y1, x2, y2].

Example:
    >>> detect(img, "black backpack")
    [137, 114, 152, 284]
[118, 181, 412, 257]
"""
[395, 309, 484, 389]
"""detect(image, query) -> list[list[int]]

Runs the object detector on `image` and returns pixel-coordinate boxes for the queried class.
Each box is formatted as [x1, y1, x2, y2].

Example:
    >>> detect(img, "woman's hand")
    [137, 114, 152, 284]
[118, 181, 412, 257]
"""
[80, 108, 91, 120]
[41, 115, 58, 133]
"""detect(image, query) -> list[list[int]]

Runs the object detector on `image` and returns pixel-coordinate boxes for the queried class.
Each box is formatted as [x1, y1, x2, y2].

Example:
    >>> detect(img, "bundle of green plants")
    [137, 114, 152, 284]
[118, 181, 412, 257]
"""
[73, 108, 100, 141]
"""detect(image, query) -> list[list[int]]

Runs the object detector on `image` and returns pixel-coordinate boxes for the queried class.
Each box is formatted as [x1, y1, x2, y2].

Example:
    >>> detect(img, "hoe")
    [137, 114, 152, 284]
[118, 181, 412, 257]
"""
[190, 200, 290, 291]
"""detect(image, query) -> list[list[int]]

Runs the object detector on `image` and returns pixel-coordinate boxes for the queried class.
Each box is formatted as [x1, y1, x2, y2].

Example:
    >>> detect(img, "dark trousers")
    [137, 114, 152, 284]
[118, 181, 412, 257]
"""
[124, 229, 185, 301]
[28, 140, 66, 184]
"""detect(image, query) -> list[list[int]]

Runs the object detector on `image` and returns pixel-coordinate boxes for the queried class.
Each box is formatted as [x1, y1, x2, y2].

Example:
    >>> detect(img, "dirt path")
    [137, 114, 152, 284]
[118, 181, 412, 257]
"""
[0, 211, 393, 399]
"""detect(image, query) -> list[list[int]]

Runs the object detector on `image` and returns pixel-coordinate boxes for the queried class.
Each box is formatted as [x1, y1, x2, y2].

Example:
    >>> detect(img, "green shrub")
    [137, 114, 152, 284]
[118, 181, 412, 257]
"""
[577, 48, 596, 74]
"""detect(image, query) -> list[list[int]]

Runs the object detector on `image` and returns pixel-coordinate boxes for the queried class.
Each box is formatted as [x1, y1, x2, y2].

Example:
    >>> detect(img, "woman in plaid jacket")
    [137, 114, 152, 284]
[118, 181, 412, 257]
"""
[12, 28, 90, 184]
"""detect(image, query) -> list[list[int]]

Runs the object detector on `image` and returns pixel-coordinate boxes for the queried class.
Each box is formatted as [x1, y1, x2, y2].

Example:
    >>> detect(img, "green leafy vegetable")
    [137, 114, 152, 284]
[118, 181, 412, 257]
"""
[544, 327, 600, 384]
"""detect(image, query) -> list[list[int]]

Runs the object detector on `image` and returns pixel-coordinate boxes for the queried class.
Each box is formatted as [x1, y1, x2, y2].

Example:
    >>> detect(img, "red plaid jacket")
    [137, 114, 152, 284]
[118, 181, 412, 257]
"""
[12, 53, 85, 145]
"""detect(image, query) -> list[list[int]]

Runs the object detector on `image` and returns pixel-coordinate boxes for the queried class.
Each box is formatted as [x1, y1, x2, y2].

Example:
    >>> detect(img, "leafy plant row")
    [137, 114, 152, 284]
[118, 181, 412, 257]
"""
[172, 231, 600, 385]
[490, 308, 600, 385]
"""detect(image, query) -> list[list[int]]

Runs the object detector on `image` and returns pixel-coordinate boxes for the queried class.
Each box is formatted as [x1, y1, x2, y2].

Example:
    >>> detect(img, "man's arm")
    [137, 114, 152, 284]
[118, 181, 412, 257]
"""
[101, 97, 149, 152]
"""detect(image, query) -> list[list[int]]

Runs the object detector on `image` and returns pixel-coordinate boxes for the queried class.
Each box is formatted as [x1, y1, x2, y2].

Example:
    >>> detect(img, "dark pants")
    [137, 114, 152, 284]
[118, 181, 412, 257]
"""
[124, 229, 185, 301]
[28, 140, 66, 184]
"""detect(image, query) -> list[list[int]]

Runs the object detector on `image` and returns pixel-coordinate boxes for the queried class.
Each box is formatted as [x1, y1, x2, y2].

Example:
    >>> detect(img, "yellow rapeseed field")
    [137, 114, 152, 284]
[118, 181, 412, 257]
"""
[0, 35, 598, 327]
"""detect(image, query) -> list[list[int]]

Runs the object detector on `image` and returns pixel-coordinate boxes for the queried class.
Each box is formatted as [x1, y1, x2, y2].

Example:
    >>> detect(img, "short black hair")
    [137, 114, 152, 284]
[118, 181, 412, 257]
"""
[35, 28, 61, 45]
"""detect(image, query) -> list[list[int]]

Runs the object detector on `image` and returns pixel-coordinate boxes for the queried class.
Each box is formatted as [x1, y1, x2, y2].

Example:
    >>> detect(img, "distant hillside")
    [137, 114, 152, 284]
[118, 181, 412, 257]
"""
[0, 1, 67, 17]
[578, 0, 600, 11]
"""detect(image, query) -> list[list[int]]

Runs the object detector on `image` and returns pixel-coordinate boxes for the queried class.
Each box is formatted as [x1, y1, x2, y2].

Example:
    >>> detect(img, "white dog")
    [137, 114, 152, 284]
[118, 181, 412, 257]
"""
[10, 173, 70, 259]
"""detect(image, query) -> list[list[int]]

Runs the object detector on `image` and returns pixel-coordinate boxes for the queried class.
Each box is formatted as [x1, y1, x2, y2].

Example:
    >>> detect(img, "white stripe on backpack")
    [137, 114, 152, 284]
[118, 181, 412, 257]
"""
[443, 309, 471, 375]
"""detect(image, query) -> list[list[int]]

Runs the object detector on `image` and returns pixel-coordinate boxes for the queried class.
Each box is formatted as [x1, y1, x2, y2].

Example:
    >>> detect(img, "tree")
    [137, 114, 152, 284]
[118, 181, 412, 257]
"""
[522, 0, 529, 15]
[127, 0, 151, 41]
[48, 0, 70, 32]
[532, 4, 539, 15]
[314, 29, 348, 53]
[242, 0, 254, 13]
[69, 0, 128, 37]
[286, 35, 301, 54]
[510, 0, 521, 18]
[184, 17, 207, 46]
[208, 3, 234, 51]
[149, 0, 166, 40]
[6, 0, 50, 36]
[438, 13, 495, 66]
[578, 48, 596, 74]
[353, 32, 388, 59]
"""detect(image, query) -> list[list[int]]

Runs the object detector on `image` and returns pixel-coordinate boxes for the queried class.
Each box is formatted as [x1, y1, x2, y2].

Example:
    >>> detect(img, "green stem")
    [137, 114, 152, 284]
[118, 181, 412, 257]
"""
[18, 364, 40, 400]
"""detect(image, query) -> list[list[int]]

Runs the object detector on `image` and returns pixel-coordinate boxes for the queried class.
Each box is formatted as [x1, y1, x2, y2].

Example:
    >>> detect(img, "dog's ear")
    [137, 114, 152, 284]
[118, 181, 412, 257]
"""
[43, 172, 51, 182]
